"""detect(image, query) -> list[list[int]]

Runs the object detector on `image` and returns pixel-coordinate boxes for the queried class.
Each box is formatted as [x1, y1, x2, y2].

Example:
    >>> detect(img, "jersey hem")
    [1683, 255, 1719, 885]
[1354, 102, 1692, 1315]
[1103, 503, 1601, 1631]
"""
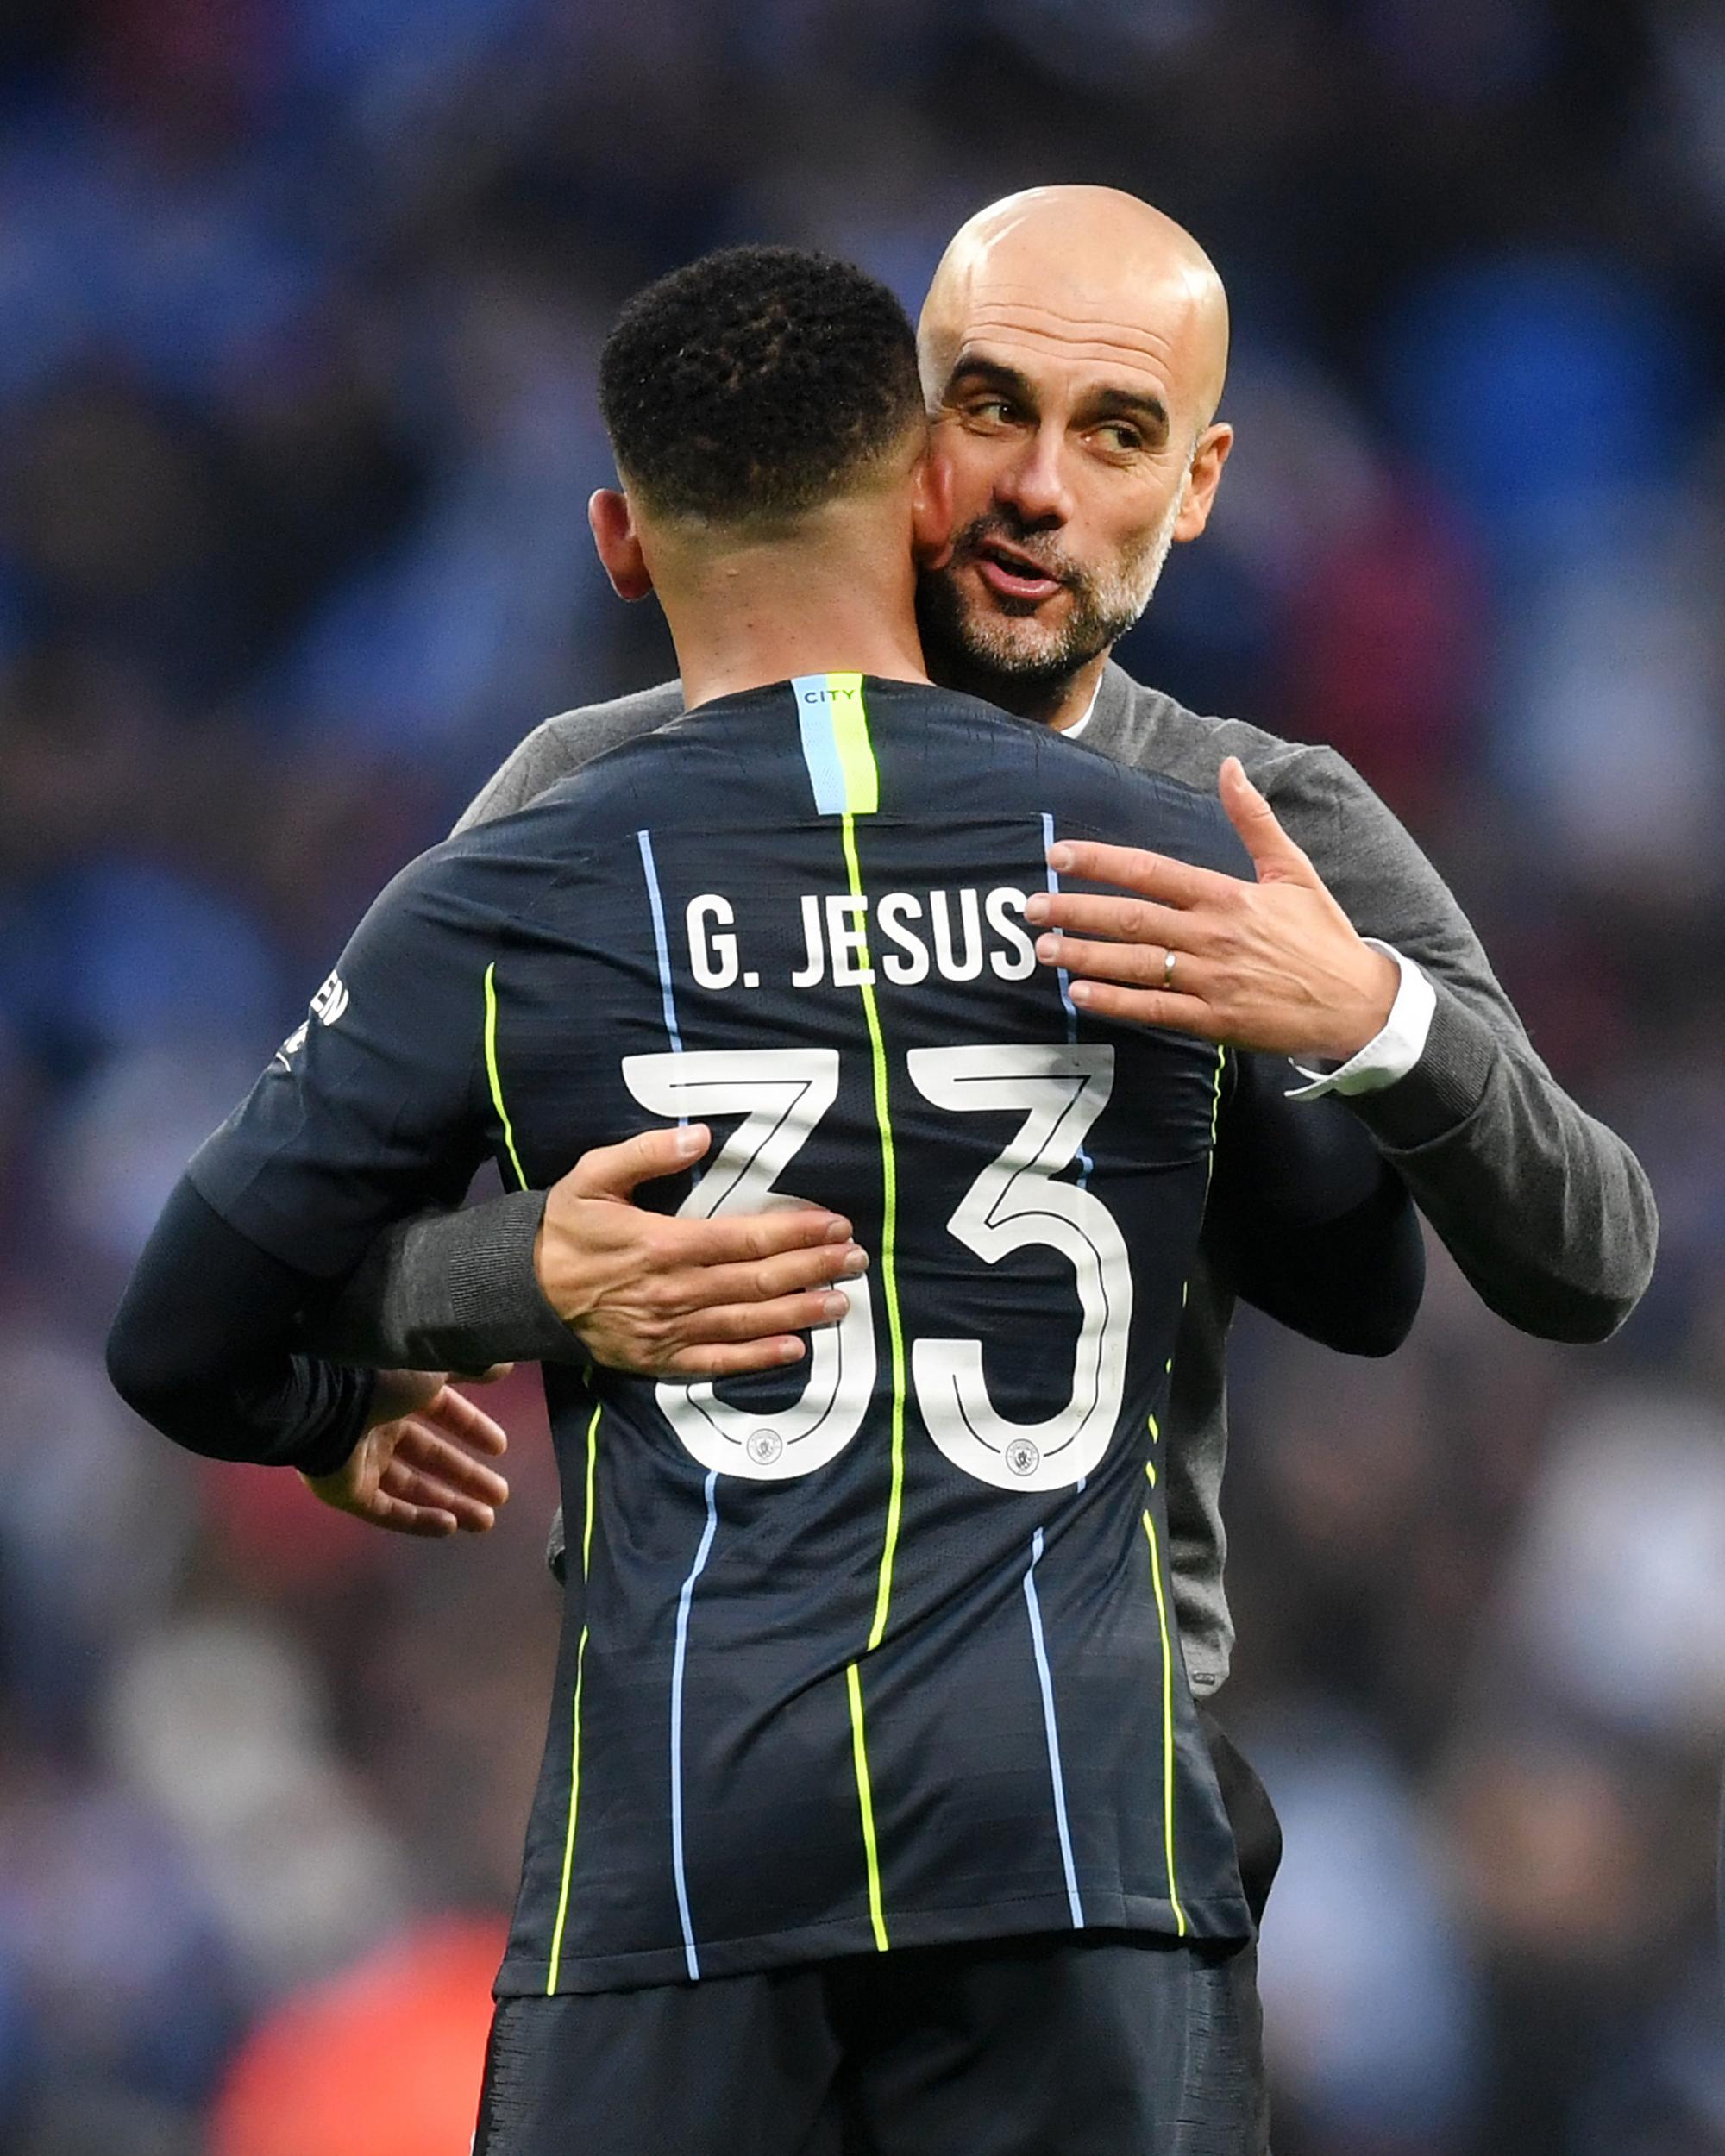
[495, 1888, 1253, 1996]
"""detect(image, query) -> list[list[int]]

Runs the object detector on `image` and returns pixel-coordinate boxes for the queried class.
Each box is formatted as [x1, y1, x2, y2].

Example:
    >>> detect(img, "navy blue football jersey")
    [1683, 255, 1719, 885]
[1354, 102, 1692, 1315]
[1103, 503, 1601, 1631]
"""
[191, 674, 1269, 1992]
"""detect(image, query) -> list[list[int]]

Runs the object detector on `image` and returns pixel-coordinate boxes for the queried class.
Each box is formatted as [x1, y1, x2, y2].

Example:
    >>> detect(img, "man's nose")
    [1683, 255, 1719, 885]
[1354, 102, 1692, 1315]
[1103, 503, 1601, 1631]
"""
[994, 427, 1073, 529]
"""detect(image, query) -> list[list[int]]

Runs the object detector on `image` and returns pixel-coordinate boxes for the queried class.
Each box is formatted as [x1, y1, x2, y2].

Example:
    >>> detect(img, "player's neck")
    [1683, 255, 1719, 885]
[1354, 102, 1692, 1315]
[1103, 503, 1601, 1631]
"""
[659, 523, 931, 710]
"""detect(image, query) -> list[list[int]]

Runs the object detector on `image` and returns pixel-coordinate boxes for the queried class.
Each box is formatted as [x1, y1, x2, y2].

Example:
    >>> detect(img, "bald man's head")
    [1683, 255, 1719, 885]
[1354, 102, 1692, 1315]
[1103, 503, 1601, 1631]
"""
[919, 186, 1230, 430]
[911, 186, 1235, 728]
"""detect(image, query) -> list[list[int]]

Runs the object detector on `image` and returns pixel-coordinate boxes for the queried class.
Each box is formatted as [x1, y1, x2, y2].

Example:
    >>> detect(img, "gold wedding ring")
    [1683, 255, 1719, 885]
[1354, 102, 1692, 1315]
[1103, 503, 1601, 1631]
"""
[1162, 947, 1178, 988]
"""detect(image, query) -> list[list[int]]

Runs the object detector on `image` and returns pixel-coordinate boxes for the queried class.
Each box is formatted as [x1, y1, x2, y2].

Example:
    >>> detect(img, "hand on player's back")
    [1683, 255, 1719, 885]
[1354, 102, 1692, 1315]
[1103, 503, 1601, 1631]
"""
[1026, 756, 1400, 1062]
[303, 1366, 511, 1539]
[536, 1125, 869, 1380]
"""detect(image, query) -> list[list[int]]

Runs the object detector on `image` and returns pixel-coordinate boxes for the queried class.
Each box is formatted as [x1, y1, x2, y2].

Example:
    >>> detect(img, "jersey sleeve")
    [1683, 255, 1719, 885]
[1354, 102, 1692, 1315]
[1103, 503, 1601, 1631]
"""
[186, 850, 494, 1281]
[1208, 1050, 1425, 1355]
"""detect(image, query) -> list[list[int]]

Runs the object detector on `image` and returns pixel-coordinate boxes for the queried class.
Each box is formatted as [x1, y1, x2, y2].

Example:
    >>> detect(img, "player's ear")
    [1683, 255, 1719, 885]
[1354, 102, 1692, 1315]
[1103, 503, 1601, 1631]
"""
[589, 488, 655, 601]
[911, 444, 955, 572]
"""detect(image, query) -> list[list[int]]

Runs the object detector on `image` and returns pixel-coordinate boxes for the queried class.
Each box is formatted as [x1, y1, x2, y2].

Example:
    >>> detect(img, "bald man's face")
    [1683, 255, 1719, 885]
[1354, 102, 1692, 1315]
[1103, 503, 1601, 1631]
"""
[915, 226, 1232, 712]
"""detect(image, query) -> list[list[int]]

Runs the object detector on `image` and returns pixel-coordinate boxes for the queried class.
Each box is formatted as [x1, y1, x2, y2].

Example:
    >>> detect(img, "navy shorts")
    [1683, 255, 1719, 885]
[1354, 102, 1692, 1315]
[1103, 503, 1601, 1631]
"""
[474, 1929, 1257, 2156]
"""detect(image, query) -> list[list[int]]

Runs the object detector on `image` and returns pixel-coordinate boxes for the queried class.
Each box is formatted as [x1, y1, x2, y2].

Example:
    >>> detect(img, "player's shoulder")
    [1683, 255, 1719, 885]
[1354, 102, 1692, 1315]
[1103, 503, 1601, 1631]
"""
[914, 681, 1247, 877]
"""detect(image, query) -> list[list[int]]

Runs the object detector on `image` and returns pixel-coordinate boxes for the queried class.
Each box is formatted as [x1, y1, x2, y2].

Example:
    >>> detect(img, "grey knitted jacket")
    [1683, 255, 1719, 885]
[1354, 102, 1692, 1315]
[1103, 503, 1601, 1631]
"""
[316, 661, 1657, 1697]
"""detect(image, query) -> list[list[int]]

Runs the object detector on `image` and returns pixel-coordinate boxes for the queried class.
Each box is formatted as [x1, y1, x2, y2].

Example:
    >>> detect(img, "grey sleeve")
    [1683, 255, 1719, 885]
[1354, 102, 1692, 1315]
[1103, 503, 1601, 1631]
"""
[305, 1188, 588, 1370]
[452, 718, 586, 834]
[1269, 745, 1656, 1343]
[304, 693, 684, 1372]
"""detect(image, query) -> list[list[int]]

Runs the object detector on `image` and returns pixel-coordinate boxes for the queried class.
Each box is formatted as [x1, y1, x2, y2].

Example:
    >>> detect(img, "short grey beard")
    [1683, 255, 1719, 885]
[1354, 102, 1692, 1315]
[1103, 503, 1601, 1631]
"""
[917, 484, 1186, 711]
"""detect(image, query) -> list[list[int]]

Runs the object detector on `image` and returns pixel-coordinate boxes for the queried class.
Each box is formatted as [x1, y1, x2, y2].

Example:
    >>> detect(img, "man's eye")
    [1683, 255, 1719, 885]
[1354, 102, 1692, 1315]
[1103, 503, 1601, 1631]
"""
[966, 398, 1016, 425]
[1092, 423, 1142, 454]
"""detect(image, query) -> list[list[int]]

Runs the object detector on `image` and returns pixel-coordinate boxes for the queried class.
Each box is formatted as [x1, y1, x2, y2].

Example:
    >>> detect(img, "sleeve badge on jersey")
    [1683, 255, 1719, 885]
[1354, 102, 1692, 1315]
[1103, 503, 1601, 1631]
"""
[310, 970, 350, 1026]
[273, 971, 348, 1069]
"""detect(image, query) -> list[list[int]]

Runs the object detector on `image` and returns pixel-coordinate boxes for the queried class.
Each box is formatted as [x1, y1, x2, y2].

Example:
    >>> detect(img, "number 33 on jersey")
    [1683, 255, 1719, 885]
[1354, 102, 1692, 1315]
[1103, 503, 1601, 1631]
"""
[623, 1043, 1132, 1494]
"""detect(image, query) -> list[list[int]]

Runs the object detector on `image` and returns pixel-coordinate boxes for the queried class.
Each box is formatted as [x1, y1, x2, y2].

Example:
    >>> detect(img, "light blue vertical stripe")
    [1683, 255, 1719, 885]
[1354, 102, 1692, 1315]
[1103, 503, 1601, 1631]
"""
[1022, 1526, 1084, 1929]
[670, 1468, 720, 1980]
[649, 824, 712, 1979]
[1041, 812, 1093, 1189]
[638, 828, 696, 1165]
[637, 828, 683, 1058]
[793, 675, 849, 814]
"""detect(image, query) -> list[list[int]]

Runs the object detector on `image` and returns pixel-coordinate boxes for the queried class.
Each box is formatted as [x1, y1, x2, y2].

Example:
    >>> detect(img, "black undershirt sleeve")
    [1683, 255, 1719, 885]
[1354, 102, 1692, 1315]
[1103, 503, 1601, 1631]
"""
[106, 1175, 375, 1476]
[110, 837, 516, 1473]
[1205, 1052, 1425, 1357]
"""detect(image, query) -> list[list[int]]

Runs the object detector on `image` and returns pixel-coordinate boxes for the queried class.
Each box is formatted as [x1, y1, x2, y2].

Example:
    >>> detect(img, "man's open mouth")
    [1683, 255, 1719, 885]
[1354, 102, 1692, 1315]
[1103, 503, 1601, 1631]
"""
[972, 537, 1068, 605]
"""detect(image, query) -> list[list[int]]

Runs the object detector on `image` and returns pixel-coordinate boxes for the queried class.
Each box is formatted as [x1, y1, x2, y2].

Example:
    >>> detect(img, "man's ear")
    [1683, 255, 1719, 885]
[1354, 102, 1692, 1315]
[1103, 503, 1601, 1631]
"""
[589, 488, 655, 600]
[1173, 424, 1233, 545]
[912, 446, 955, 572]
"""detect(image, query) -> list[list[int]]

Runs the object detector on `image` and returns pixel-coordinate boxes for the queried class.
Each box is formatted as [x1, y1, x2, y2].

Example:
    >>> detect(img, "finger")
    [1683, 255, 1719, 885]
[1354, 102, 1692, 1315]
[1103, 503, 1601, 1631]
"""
[1026, 891, 1194, 950]
[355, 1489, 461, 1539]
[1044, 838, 1222, 909]
[559, 1123, 712, 1201]
[666, 1287, 856, 1351]
[380, 1453, 499, 1531]
[1218, 758, 1314, 881]
[650, 1243, 868, 1318]
[416, 1386, 509, 1457]
[1065, 978, 1227, 1038]
[662, 1336, 809, 1379]
[670, 1206, 854, 1267]
[393, 1422, 511, 1507]
[1037, 932, 1220, 995]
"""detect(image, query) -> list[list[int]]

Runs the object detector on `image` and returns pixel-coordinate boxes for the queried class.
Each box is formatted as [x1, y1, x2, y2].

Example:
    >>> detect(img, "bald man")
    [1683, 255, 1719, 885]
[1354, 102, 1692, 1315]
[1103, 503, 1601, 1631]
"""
[915, 189, 1234, 734]
[304, 192, 1653, 2145]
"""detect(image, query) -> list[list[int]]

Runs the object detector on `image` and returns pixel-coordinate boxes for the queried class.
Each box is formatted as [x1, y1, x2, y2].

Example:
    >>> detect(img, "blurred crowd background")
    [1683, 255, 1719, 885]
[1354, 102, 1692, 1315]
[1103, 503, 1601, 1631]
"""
[2, 2, 1723, 2151]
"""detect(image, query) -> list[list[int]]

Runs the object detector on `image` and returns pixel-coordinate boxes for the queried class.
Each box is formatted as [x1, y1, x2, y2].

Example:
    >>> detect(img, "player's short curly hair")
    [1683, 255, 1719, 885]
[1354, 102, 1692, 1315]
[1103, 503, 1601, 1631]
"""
[599, 245, 924, 522]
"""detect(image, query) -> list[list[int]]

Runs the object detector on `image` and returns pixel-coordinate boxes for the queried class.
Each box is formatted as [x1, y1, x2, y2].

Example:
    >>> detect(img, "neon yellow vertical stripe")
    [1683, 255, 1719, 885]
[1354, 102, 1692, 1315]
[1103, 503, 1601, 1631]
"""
[826, 672, 879, 812]
[1151, 1063, 1211, 1935]
[546, 1401, 602, 1991]
[1141, 1503, 1189, 1938]
[828, 681, 900, 1955]
[839, 805, 906, 1650]
[846, 1661, 889, 1951]
[484, 962, 528, 1190]
[580, 1398, 599, 1576]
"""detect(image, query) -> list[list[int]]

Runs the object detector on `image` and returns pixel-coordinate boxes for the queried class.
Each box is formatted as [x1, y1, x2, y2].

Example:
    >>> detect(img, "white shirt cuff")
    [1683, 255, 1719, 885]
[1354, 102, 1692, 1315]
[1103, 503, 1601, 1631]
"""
[1285, 942, 1437, 1100]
